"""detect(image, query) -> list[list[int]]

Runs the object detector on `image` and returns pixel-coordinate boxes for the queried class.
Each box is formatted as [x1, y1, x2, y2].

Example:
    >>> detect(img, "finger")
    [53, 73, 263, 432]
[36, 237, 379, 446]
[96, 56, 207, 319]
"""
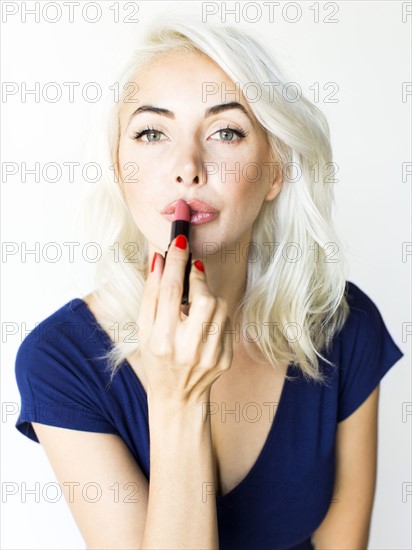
[180, 258, 212, 319]
[155, 234, 191, 331]
[196, 297, 231, 369]
[183, 257, 230, 369]
[183, 301, 233, 391]
[137, 252, 164, 342]
[184, 258, 216, 320]
[176, 259, 218, 362]
[219, 315, 234, 371]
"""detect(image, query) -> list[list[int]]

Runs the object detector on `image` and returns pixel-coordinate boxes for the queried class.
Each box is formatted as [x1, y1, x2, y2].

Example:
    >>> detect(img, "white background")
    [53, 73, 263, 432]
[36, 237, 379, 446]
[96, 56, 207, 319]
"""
[1, 1, 411, 549]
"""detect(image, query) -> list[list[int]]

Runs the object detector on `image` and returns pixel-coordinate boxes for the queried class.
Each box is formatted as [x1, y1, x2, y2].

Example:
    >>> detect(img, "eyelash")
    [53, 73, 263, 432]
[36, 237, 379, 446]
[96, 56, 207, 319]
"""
[131, 125, 248, 144]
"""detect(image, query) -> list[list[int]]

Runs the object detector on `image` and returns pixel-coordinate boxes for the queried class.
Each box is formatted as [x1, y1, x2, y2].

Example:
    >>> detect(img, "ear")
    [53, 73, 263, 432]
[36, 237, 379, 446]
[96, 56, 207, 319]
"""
[264, 155, 283, 202]
[114, 148, 125, 195]
[118, 171, 125, 195]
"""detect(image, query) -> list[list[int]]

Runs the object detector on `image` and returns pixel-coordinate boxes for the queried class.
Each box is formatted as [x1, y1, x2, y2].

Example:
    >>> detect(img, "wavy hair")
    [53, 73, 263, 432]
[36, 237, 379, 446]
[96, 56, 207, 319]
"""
[76, 13, 350, 387]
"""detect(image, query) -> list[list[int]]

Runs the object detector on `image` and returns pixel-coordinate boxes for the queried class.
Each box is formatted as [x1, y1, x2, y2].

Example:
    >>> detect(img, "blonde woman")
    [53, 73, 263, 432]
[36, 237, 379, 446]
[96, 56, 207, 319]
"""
[15, 15, 404, 550]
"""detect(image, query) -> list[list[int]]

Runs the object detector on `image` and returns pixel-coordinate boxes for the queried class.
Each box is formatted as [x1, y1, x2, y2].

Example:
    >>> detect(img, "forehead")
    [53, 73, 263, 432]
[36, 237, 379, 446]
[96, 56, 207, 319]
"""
[138, 49, 225, 75]
[119, 50, 255, 120]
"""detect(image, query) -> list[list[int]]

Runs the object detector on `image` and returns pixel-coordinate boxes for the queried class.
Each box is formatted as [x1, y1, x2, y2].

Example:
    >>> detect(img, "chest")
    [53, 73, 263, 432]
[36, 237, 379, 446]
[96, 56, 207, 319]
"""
[124, 338, 288, 498]
[84, 294, 290, 497]
[209, 361, 287, 497]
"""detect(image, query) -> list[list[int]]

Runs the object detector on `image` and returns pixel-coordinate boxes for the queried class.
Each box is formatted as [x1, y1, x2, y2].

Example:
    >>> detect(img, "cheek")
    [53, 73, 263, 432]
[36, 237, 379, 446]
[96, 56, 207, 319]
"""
[223, 168, 270, 231]
[237, 159, 269, 200]
[223, 143, 271, 185]
[118, 142, 153, 202]
[119, 137, 172, 182]
[237, 152, 274, 210]
[118, 141, 138, 179]
[116, 146, 141, 207]
[223, 182, 262, 223]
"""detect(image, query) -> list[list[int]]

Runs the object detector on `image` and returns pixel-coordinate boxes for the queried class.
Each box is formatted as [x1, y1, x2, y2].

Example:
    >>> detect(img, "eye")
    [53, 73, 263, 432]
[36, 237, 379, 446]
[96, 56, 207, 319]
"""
[131, 124, 248, 144]
[132, 126, 167, 143]
[209, 125, 247, 143]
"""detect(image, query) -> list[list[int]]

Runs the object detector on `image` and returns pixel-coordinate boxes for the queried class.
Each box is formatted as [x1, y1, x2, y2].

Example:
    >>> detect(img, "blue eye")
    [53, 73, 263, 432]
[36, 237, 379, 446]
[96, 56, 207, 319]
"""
[131, 124, 248, 144]
[210, 126, 247, 142]
[132, 126, 165, 143]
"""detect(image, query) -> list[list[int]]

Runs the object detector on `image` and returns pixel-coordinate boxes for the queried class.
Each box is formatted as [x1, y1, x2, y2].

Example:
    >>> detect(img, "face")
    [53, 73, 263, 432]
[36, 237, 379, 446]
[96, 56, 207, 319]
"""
[117, 50, 282, 259]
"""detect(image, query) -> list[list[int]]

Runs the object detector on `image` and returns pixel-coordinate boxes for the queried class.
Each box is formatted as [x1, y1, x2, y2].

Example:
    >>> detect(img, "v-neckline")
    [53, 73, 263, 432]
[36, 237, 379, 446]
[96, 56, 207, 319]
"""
[73, 297, 293, 502]
[214, 361, 291, 501]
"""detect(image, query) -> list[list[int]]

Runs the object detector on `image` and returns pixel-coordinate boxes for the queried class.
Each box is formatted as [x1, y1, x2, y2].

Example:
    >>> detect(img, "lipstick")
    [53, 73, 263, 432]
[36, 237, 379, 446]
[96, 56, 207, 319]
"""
[164, 199, 192, 305]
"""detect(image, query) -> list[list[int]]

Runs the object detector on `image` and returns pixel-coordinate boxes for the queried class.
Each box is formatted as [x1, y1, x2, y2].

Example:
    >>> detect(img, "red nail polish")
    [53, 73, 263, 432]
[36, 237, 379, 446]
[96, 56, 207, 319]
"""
[150, 253, 157, 272]
[175, 235, 187, 250]
[194, 259, 204, 272]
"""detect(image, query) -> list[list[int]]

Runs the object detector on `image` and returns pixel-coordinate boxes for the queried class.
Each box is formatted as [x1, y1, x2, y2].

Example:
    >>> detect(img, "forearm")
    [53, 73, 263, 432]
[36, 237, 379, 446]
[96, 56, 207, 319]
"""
[141, 395, 219, 549]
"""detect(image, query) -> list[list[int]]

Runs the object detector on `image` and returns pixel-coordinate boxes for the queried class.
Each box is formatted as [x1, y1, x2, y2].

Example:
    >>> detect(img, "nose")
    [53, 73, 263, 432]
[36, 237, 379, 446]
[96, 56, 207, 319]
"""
[176, 174, 199, 184]
[174, 140, 204, 186]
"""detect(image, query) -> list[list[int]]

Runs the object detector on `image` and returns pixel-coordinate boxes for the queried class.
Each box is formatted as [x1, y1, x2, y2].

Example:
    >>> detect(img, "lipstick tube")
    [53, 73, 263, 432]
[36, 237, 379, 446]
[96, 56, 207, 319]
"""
[164, 200, 192, 305]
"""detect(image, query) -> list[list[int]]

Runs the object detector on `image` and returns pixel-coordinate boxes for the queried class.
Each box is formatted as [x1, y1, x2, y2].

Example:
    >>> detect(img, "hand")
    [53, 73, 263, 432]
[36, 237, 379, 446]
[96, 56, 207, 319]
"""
[135, 235, 234, 405]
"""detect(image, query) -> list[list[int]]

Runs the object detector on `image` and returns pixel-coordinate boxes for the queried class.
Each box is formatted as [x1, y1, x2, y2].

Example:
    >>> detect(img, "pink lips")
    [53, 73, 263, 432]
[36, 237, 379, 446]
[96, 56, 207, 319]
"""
[162, 198, 219, 226]
[161, 199, 218, 216]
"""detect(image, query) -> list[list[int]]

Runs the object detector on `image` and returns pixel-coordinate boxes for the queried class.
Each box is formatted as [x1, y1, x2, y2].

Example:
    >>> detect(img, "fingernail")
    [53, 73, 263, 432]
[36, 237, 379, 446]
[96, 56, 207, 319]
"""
[150, 252, 157, 272]
[194, 259, 204, 272]
[175, 235, 187, 250]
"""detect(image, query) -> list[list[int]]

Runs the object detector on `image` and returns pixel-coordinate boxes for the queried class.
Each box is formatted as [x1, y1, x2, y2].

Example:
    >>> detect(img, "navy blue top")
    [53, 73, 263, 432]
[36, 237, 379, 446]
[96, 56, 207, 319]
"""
[14, 281, 404, 550]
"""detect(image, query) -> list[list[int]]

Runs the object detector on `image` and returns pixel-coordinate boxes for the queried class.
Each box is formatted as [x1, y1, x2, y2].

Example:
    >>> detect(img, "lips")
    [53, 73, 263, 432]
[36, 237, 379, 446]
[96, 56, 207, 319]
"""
[161, 199, 218, 215]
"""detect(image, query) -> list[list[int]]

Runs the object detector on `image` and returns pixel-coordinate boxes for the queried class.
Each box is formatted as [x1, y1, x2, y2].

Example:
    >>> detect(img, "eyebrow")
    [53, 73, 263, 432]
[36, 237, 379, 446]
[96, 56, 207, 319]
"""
[126, 101, 255, 129]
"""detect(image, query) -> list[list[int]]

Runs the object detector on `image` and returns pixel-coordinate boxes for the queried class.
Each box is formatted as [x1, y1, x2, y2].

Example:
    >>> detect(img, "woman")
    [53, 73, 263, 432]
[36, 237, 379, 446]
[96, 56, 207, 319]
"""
[15, 14, 404, 549]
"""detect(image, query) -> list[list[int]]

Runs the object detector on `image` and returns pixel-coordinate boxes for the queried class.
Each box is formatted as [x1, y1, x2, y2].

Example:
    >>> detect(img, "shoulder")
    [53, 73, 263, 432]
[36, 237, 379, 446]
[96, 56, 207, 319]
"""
[334, 281, 404, 422]
[343, 281, 384, 332]
[338, 279, 403, 357]
[19, 295, 103, 349]
[336, 281, 396, 350]
[16, 298, 82, 356]
[14, 297, 118, 442]
[15, 296, 109, 385]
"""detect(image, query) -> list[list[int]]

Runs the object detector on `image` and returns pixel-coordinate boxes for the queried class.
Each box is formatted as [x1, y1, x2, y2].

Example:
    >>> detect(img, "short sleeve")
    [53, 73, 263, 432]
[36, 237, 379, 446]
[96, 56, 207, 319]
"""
[15, 334, 118, 443]
[337, 284, 404, 422]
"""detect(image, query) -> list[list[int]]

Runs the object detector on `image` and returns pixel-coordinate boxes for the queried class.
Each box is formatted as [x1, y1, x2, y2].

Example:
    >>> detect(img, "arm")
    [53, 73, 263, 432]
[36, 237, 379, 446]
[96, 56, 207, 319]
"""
[312, 385, 380, 549]
[32, 397, 219, 549]
[32, 422, 149, 549]
[142, 395, 219, 549]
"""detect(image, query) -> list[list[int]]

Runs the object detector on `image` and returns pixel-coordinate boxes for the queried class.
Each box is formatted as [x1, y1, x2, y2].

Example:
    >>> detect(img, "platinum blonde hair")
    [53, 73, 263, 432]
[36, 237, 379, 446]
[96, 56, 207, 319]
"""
[77, 13, 350, 387]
